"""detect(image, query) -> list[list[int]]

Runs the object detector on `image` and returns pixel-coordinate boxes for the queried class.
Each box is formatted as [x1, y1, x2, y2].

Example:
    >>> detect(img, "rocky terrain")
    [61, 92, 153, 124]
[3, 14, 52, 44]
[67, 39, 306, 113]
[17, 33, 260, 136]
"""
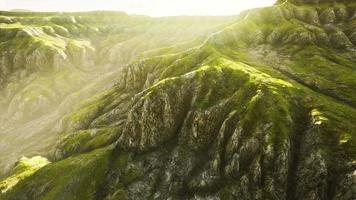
[0, 11, 237, 177]
[0, 0, 356, 199]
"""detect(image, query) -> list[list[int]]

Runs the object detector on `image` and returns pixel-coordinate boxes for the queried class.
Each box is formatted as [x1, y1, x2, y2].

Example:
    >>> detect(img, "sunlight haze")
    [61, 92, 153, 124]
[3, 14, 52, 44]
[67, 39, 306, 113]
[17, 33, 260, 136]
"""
[0, 0, 276, 16]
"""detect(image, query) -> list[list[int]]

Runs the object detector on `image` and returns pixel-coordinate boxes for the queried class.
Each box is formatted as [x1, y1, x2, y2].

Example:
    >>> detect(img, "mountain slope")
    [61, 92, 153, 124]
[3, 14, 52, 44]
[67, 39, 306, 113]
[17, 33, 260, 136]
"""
[0, 11, 238, 178]
[1, 0, 356, 199]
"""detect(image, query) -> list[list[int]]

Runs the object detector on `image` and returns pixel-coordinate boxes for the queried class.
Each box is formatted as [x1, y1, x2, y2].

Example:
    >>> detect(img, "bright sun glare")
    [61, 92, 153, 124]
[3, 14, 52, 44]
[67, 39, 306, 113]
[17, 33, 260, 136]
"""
[0, 0, 276, 16]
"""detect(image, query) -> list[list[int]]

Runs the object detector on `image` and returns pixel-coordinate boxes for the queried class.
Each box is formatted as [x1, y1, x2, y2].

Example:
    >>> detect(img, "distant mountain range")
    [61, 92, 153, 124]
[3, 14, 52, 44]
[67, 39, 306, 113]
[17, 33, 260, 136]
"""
[0, 0, 355, 199]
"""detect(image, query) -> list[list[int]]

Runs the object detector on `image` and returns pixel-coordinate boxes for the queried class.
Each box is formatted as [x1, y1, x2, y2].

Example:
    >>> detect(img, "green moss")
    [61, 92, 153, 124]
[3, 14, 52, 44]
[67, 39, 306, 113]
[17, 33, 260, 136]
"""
[113, 151, 143, 185]
[2, 148, 111, 200]
[57, 127, 120, 158]
[1, 3, 356, 199]
[64, 88, 119, 130]
[0, 156, 50, 194]
[0, 23, 23, 29]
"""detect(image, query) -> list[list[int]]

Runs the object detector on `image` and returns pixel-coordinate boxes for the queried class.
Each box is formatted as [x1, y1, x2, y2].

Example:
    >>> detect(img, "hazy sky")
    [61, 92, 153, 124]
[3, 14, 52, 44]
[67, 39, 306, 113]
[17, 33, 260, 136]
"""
[0, 0, 276, 16]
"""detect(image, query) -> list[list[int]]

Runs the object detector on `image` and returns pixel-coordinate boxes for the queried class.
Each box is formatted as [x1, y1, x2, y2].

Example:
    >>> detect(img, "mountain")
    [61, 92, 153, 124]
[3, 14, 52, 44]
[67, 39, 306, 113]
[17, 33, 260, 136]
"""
[8, 9, 33, 12]
[1, 0, 356, 199]
[0, 10, 237, 178]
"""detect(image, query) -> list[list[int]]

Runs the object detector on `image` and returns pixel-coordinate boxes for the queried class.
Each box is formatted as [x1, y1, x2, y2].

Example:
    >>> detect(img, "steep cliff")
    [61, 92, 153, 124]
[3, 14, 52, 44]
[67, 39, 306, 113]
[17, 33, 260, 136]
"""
[1, 0, 356, 199]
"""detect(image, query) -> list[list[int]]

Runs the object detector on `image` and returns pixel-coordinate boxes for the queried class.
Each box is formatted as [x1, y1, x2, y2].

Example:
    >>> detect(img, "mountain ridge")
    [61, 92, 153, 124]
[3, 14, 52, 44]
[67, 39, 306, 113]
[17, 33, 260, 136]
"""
[1, 1, 356, 199]
[0, 12, 238, 178]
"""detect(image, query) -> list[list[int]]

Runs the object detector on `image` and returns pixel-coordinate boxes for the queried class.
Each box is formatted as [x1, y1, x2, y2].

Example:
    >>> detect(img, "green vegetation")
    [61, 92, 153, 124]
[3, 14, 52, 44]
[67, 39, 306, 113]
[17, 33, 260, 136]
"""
[0, 156, 50, 193]
[2, 148, 111, 200]
[1, 0, 356, 199]
[56, 127, 120, 159]
[0, 11, 237, 181]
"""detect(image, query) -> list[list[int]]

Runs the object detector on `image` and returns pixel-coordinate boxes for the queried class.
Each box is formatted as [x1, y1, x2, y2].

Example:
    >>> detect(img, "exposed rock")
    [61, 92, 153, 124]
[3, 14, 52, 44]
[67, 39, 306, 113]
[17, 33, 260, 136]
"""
[320, 8, 336, 24]
[1, 1, 356, 200]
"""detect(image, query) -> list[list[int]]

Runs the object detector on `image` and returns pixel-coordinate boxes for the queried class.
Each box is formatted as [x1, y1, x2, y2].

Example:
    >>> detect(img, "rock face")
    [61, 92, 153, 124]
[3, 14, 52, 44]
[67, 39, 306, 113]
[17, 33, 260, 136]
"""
[1, 1, 356, 200]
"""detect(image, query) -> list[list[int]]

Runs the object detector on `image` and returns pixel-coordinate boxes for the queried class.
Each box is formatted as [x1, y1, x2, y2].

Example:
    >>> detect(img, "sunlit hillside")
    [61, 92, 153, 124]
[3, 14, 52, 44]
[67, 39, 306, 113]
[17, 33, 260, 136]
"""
[0, 0, 356, 199]
[0, 10, 239, 177]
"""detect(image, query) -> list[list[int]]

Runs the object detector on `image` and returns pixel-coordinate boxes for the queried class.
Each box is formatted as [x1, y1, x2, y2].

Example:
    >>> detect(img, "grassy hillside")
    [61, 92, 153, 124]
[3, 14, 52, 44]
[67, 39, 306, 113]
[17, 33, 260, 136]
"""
[1, 0, 356, 199]
[0, 11, 238, 178]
